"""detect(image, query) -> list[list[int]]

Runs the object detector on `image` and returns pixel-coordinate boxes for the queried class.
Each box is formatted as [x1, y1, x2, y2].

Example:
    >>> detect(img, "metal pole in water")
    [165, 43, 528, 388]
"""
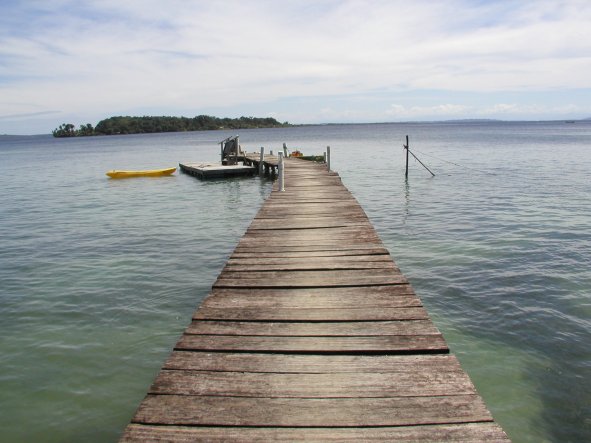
[259, 147, 264, 176]
[405, 135, 409, 179]
[327, 146, 331, 171]
[278, 152, 285, 191]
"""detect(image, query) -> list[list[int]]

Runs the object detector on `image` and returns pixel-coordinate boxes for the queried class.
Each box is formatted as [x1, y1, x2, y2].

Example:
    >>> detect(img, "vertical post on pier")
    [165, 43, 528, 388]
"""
[220, 142, 224, 163]
[235, 136, 240, 165]
[259, 147, 264, 176]
[323, 151, 327, 164]
[270, 149, 273, 156]
[326, 146, 331, 171]
[278, 152, 285, 191]
[283, 143, 288, 157]
[404, 135, 409, 179]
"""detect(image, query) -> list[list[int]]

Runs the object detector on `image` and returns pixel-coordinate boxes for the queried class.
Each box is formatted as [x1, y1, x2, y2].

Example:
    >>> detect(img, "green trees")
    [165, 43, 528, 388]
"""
[53, 115, 290, 137]
[52, 123, 77, 137]
[78, 123, 95, 136]
[52, 123, 95, 137]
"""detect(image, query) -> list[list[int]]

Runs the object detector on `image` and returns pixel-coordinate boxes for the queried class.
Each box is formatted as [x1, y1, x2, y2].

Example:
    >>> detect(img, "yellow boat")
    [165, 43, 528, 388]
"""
[106, 167, 176, 179]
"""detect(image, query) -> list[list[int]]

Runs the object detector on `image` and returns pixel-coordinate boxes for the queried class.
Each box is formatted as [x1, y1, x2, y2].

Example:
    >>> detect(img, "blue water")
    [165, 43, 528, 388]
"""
[1, 122, 589, 442]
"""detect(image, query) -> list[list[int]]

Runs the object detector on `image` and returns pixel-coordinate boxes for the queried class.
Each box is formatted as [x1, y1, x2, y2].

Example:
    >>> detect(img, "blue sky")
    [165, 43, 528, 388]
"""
[1, 0, 591, 134]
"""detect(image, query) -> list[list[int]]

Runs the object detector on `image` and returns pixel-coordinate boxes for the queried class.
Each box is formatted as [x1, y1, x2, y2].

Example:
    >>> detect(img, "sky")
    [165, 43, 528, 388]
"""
[1, 0, 591, 134]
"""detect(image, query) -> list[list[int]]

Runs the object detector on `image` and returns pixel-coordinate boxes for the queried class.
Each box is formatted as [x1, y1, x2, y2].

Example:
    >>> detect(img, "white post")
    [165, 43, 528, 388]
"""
[235, 136, 240, 164]
[278, 152, 285, 192]
[326, 145, 331, 171]
[323, 151, 327, 164]
[259, 147, 264, 176]
[283, 143, 288, 157]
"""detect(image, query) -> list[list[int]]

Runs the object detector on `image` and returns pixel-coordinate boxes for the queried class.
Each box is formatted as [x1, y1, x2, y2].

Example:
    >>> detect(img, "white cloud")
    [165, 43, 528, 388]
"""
[1, 0, 591, 133]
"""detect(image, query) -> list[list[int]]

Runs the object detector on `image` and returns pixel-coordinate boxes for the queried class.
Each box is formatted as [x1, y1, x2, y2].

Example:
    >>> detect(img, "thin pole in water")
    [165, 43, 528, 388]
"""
[404, 135, 409, 178]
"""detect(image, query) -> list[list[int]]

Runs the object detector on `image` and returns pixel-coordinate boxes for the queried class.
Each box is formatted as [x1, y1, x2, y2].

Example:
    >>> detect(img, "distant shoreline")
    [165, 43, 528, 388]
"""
[2, 118, 589, 138]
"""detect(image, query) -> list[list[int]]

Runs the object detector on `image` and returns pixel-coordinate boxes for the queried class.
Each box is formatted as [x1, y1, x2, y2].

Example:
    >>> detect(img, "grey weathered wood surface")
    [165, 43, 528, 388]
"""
[120, 158, 510, 442]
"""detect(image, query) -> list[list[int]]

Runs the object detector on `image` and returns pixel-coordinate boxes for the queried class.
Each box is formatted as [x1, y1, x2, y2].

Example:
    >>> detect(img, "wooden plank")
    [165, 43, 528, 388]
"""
[237, 238, 383, 247]
[226, 255, 393, 265]
[149, 369, 477, 397]
[214, 269, 408, 288]
[132, 394, 492, 427]
[236, 238, 383, 248]
[193, 306, 431, 321]
[255, 208, 368, 217]
[122, 422, 511, 442]
[223, 261, 398, 271]
[185, 320, 440, 336]
[200, 286, 420, 309]
[241, 227, 381, 239]
[231, 246, 390, 255]
[218, 267, 402, 277]
[163, 351, 462, 373]
[257, 201, 361, 209]
[248, 218, 369, 230]
[174, 334, 449, 353]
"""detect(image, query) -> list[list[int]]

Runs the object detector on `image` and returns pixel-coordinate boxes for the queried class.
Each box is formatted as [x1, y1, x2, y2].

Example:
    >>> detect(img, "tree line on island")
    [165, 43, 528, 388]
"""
[52, 115, 290, 137]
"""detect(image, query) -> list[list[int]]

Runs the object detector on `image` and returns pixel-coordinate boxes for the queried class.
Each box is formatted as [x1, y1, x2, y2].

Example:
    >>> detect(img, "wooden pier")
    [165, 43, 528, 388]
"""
[241, 151, 279, 176]
[121, 158, 510, 441]
[179, 152, 280, 179]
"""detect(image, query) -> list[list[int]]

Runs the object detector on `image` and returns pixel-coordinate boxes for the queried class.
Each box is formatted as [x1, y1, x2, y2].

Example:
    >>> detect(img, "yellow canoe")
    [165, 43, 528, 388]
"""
[106, 167, 176, 179]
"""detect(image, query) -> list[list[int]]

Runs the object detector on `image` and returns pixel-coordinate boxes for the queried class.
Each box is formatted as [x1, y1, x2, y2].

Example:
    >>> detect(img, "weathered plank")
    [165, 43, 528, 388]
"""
[193, 306, 431, 321]
[132, 395, 492, 427]
[224, 259, 397, 270]
[200, 286, 420, 309]
[175, 334, 449, 353]
[122, 423, 511, 442]
[163, 351, 462, 373]
[241, 228, 382, 240]
[236, 238, 383, 248]
[223, 261, 397, 271]
[214, 270, 408, 288]
[253, 211, 367, 218]
[248, 218, 369, 230]
[218, 268, 404, 279]
[226, 254, 393, 265]
[185, 320, 440, 336]
[149, 369, 476, 397]
[231, 245, 390, 255]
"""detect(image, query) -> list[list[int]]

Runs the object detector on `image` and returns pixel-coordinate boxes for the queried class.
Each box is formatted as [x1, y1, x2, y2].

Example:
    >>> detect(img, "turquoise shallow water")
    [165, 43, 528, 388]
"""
[1, 122, 590, 442]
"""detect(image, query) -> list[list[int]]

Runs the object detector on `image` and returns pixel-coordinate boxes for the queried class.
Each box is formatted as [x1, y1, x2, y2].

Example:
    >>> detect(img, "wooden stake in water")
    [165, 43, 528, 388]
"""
[327, 146, 331, 171]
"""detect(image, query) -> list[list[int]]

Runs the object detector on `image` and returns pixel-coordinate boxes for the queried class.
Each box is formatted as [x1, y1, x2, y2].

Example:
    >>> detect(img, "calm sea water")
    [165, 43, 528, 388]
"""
[1, 122, 589, 442]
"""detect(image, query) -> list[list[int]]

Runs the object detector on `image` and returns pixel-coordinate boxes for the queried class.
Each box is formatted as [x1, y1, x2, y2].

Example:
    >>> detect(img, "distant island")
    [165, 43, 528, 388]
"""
[52, 115, 290, 137]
